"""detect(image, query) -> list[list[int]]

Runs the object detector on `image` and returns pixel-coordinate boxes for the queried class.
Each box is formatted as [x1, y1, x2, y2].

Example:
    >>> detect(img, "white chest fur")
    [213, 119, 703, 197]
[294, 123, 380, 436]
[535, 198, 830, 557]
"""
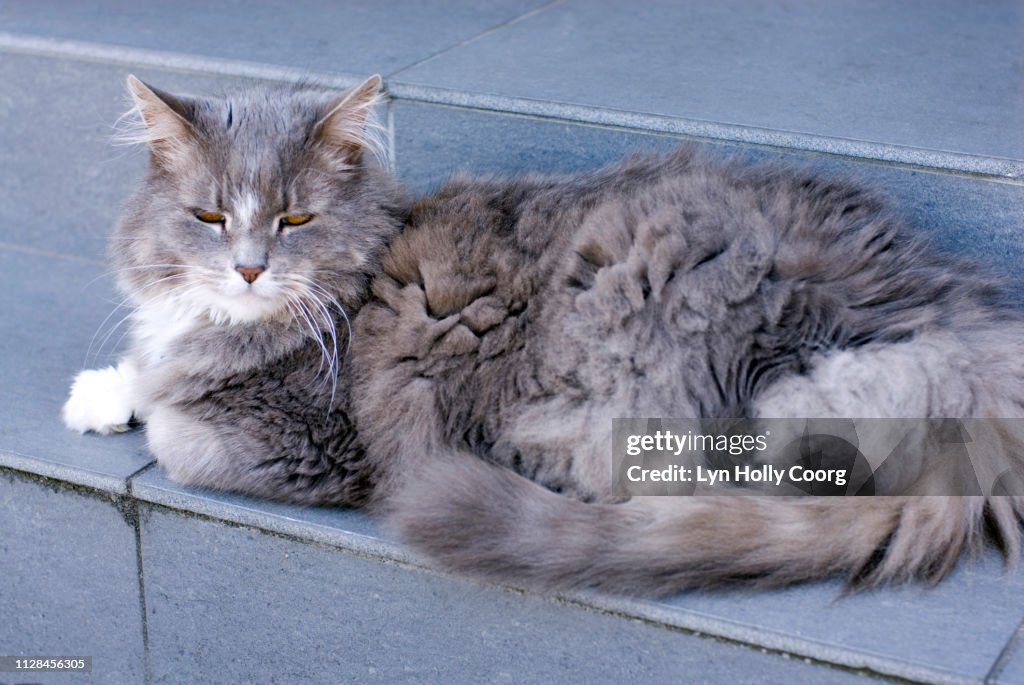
[131, 297, 203, 366]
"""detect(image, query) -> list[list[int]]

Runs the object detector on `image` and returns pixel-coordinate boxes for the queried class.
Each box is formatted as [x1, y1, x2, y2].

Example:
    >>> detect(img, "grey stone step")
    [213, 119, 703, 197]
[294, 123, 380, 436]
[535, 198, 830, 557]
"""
[1, 0, 1021, 178]
[3, 1, 1024, 683]
[4, 469, 900, 685]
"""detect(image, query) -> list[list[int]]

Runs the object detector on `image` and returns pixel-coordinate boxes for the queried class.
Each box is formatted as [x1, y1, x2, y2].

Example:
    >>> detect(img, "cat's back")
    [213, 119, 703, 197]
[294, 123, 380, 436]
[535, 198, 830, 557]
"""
[383, 145, 900, 282]
[360, 145, 922, 378]
[355, 149, 788, 406]
[377, 147, 723, 306]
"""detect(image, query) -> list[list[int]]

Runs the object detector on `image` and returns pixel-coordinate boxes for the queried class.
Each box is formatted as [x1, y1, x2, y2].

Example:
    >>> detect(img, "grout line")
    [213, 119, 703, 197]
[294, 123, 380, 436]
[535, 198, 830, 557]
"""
[386, 98, 397, 174]
[1, 30, 1019, 182]
[0, 240, 107, 267]
[132, 498, 153, 685]
[126, 465, 158, 684]
[985, 618, 1024, 684]
[127, 460, 159, 484]
[384, 0, 565, 79]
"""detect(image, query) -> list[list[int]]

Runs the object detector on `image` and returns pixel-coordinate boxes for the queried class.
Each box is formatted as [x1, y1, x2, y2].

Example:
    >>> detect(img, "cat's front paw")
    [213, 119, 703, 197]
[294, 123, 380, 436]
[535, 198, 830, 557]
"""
[62, 363, 137, 434]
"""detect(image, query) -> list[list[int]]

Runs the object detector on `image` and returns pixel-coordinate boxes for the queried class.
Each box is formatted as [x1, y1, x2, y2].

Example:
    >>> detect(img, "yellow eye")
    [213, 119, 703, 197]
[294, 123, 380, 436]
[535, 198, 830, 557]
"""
[280, 214, 313, 228]
[195, 211, 225, 224]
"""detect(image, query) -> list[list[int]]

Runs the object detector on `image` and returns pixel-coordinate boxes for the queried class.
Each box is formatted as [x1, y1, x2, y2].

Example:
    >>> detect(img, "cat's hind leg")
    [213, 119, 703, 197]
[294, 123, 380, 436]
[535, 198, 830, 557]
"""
[752, 331, 977, 420]
[753, 320, 1024, 421]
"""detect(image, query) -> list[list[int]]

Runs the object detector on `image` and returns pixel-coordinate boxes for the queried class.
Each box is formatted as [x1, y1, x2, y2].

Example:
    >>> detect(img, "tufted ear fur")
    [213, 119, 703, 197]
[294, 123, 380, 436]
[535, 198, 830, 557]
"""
[312, 74, 385, 166]
[124, 74, 198, 163]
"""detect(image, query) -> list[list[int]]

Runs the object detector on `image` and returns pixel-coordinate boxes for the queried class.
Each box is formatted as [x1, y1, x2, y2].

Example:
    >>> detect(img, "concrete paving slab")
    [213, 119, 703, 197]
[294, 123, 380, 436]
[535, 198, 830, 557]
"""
[0, 52, 260, 263]
[0, 469, 145, 684]
[138, 503, 894, 685]
[585, 551, 1024, 685]
[394, 0, 1024, 173]
[0, 0, 550, 77]
[0, 52, 137, 263]
[132, 458, 1023, 684]
[0, 247, 152, 492]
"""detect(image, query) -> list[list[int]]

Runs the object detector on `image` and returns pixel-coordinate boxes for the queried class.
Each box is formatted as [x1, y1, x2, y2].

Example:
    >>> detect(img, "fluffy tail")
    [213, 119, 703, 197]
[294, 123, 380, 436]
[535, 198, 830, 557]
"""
[386, 452, 1023, 597]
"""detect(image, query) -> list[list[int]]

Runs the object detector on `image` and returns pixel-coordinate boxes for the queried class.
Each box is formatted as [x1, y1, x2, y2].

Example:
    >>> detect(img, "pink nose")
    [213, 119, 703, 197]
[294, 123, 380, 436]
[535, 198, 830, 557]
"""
[235, 265, 266, 284]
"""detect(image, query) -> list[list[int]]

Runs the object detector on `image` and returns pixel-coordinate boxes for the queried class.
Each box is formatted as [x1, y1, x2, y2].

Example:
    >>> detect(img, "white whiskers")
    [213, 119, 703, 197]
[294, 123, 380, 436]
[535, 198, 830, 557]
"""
[85, 264, 200, 367]
[280, 274, 353, 406]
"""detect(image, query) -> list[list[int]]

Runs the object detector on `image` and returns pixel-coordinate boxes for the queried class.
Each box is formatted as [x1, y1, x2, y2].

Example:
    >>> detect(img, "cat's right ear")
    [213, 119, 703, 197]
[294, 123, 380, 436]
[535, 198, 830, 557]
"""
[312, 74, 385, 165]
[124, 75, 197, 162]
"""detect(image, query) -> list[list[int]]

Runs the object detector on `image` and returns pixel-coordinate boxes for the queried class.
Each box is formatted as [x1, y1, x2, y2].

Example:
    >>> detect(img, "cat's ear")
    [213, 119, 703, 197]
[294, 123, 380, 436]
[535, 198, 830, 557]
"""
[124, 75, 197, 161]
[313, 74, 384, 165]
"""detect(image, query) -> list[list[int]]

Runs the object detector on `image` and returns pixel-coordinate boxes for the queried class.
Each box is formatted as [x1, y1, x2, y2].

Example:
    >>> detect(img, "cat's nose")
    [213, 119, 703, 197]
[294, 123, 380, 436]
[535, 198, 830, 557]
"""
[235, 264, 266, 284]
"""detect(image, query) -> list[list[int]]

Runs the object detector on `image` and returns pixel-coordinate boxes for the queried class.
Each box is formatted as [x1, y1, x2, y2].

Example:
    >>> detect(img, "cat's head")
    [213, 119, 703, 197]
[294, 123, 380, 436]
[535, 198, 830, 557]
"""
[112, 75, 404, 326]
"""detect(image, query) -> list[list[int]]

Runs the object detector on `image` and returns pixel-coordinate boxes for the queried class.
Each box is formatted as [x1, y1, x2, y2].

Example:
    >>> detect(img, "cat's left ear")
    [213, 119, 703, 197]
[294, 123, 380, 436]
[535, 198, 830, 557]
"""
[313, 74, 383, 164]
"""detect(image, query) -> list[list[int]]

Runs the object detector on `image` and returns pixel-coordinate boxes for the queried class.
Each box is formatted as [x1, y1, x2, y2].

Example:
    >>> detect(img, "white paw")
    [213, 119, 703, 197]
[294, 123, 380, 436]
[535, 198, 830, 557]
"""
[62, 363, 138, 434]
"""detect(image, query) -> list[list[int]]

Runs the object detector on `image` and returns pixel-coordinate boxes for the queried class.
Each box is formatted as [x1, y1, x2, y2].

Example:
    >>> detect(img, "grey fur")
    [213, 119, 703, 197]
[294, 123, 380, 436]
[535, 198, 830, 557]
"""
[67, 77, 1024, 597]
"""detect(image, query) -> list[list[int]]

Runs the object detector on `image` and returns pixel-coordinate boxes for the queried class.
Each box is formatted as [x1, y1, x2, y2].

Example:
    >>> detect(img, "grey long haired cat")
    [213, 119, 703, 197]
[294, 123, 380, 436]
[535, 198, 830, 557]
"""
[64, 75, 1024, 595]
